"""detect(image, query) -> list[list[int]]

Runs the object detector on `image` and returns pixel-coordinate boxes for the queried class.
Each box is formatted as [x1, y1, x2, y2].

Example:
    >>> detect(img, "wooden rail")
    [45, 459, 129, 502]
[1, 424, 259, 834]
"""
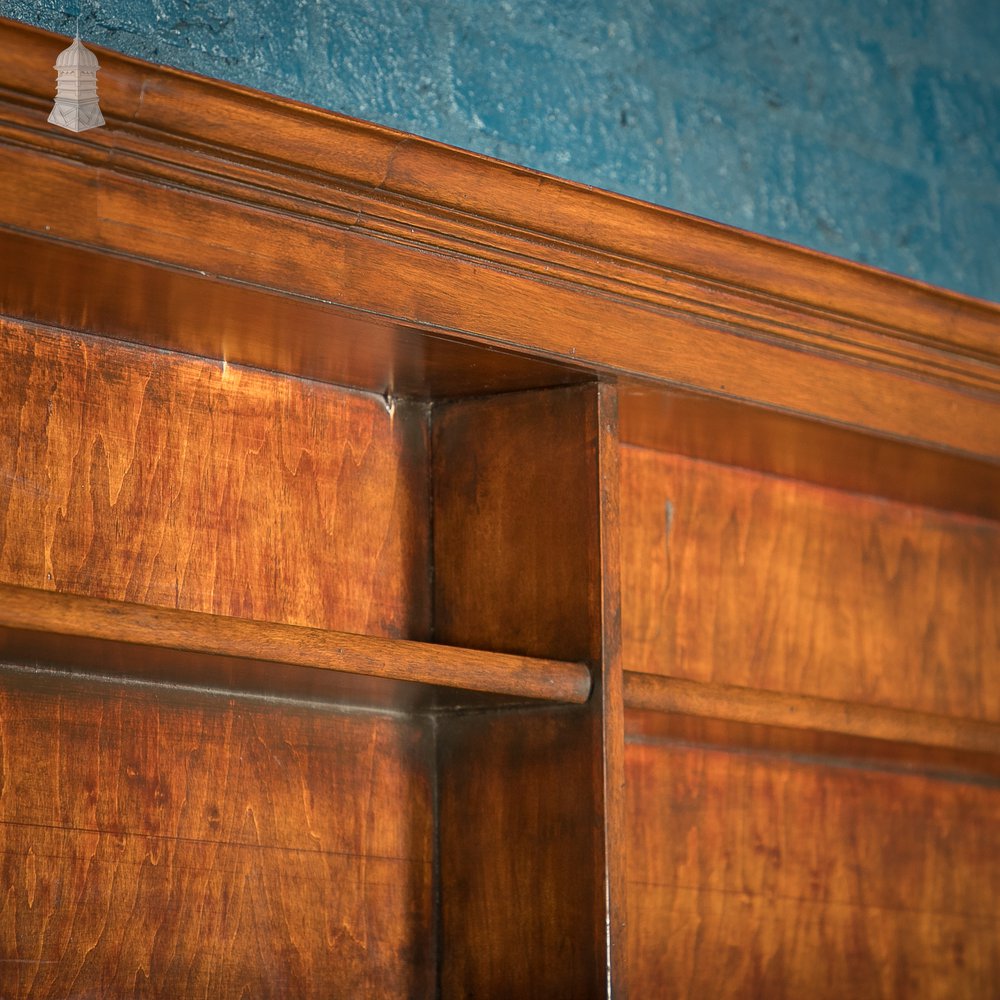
[624, 671, 1000, 757]
[0, 583, 592, 705]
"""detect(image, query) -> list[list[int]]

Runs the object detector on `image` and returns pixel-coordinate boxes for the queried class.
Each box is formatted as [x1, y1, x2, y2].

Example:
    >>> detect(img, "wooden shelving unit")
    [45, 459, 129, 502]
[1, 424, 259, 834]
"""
[1, 18, 998, 998]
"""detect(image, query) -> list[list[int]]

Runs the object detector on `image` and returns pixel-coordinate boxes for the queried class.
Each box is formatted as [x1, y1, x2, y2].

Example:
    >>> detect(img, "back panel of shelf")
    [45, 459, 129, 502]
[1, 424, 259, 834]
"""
[0, 662, 437, 998]
[618, 436, 1000, 997]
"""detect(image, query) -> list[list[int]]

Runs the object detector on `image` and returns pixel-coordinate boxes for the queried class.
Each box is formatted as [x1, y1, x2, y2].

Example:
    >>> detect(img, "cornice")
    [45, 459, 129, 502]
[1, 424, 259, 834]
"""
[1, 18, 998, 461]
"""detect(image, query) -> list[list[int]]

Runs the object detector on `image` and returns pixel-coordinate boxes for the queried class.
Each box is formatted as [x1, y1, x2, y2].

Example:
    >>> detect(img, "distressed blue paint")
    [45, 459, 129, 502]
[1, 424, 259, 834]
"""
[4, 0, 998, 301]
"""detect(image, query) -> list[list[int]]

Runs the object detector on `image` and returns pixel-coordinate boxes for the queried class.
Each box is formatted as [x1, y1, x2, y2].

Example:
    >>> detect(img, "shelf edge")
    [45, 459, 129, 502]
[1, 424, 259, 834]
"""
[0, 584, 592, 705]
[623, 671, 1000, 758]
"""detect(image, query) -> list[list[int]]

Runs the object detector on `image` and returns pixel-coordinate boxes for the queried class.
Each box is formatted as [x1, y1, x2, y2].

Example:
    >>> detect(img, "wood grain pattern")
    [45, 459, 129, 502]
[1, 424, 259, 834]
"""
[621, 446, 1000, 720]
[0, 320, 430, 638]
[2, 19, 998, 463]
[1, 19, 997, 996]
[0, 583, 591, 704]
[434, 384, 625, 997]
[433, 385, 598, 663]
[625, 737, 1000, 998]
[438, 706, 601, 999]
[0, 664, 435, 998]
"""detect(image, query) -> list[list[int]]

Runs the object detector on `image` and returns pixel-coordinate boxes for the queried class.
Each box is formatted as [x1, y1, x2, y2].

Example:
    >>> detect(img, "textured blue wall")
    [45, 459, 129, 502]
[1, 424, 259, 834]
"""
[5, 1, 999, 301]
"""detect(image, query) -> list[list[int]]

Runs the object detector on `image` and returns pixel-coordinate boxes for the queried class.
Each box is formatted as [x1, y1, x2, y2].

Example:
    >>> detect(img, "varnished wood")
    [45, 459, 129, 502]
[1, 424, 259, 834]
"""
[620, 383, 1000, 520]
[438, 706, 602, 999]
[0, 320, 430, 638]
[0, 665, 435, 998]
[0, 228, 587, 400]
[624, 673, 1000, 760]
[621, 446, 1000, 720]
[625, 708, 1000, 782]
[625, 737, 1000, 998]
[432, 385, 598, 662]
[435, 384, 624, 996]
[594, 384, 629, 993]
[1, 19, 998, 463]
[0, 583, 591, 704]
[1, 17, 998, 997]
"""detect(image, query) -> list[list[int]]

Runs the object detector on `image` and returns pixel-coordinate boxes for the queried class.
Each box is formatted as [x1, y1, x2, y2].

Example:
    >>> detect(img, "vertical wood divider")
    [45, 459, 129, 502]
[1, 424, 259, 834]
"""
[596, 382, 628, 997]
[433, 382, 628, 997]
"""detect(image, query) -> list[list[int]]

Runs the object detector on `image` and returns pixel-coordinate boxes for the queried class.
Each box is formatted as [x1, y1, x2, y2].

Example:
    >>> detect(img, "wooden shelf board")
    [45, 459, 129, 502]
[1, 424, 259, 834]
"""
[0, 584, 592, 706]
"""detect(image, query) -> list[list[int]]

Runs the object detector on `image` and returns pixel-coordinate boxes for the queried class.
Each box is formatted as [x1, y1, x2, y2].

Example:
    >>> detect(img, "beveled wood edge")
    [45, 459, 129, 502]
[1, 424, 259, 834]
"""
[2, 17, 998, 396]
[0, 583, 592, 705]
[623, 671, 1000, 758]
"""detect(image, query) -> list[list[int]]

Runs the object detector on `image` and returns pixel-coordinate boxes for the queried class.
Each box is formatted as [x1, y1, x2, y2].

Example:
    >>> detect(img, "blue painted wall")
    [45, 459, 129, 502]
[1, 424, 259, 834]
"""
[5, 1, 999, 301]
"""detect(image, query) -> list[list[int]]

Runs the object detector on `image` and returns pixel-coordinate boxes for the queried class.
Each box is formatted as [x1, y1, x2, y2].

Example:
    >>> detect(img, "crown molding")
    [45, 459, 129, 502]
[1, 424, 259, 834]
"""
[1, 17, 998, 462]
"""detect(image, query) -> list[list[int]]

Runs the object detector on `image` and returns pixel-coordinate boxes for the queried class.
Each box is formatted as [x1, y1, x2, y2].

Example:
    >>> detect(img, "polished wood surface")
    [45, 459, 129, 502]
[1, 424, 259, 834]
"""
[1, 18, 998, 462]
[0, 320, 430, 638]
[594, 384, 629, 993]
[0, 583, 591, 704]
[433, 385, 598, 663]
[439, 705, 601, 998]
[0, 17, 998, 996]
[625, 736, 1000, 998]
[621, 446, 1000, 720]
[434, 385, 624, 995]
[0, 228, 587, 401]
[0, 666, 435, 999]
[624, 673, 1000, 760]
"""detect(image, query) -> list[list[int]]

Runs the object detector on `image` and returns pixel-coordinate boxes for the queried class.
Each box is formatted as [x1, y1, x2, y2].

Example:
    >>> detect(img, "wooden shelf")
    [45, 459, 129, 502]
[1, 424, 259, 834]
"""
[0, 583, 592, 706]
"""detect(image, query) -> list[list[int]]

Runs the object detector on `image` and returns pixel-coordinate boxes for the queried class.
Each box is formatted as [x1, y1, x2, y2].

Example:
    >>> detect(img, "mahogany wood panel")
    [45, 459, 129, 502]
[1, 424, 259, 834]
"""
[625, 737, 1000, 998]
[2, 20, 998, 462]
[0, 321, 430, 638]
[433, 384, 598, 663]
[621, 446, 1000, 720]
[0, 583, 590, 704]
[0, 665, 435, 998]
